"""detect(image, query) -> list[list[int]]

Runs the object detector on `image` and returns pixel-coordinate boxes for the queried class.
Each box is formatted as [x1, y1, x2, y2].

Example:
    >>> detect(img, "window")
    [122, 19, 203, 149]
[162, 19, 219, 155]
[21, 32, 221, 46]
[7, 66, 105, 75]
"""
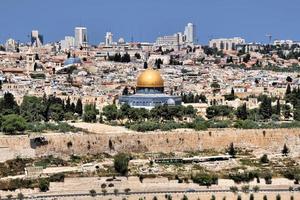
[220, 42, 224, 50]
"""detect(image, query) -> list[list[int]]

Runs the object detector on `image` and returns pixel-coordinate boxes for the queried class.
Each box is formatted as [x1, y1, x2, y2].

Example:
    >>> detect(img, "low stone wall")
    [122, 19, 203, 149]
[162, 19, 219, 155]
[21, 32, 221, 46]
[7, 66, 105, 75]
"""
[0, 128, 299, 160]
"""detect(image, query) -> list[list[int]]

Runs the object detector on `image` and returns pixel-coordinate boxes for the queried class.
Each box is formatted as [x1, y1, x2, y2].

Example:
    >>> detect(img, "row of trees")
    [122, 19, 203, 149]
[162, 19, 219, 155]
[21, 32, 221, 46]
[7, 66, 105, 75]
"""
[0, 93, 83, 122]
[108, 53, 131, 63]
[207, 93, 300, 122]
[181, 93, 207, 103]
[285, 85, 300, 121]
[0, 92, 85, 134]
[102, 104, 196, 123]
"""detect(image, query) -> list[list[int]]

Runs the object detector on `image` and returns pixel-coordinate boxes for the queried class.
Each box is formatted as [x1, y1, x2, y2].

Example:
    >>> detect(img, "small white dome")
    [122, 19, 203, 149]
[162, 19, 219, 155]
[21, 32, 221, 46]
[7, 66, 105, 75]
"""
[118, 38, 125, 44]
[167, 98, 175, 105]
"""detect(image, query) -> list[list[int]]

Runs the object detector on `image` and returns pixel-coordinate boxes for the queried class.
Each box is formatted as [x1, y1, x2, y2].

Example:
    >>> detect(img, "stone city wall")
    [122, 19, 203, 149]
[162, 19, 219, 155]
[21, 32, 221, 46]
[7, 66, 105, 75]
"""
[0, 128, 299, 161]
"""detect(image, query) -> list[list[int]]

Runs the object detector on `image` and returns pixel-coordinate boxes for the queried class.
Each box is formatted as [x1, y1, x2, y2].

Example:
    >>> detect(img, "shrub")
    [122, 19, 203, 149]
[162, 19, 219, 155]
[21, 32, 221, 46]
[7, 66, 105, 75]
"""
[233, 120, 258, 129]
[17, 193, 24, 200]
[260, 154, 269, 163]
[49, 173, 64, 182]
[229, 186, 238, 193]
[124, 188, 131, 194]
[207, 120, 230, 128]
[38, 178, 49, 192]
[241, 185, 249, 193]
[89, 189, 96, 197]
[253, 185, 260, 192]
[114, 188, 119, 195]
[191, 172, 218, 186]
[262, 172, 272, 184]
[129, 121, 160, 132]
[2, 114, 27, 134]
[160, 121, 183, 131]
[229, 171, 258, 183]
[114, 153, 130, 175]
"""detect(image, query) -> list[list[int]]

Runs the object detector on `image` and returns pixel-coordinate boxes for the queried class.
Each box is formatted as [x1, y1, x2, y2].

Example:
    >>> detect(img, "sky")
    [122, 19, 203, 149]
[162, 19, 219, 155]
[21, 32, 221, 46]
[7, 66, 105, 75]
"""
[0, 0, 299, 45]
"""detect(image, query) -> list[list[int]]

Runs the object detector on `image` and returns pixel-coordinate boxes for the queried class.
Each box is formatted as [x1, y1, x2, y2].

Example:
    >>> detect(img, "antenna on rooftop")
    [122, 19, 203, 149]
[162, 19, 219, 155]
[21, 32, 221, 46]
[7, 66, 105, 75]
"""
[266, 34, 272, 44]
[131, 35, 134, 43]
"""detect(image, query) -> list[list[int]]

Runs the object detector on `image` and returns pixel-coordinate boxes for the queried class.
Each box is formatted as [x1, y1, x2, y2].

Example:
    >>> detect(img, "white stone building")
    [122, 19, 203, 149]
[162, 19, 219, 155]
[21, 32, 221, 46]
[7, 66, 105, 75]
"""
[209, 37, 245, 51]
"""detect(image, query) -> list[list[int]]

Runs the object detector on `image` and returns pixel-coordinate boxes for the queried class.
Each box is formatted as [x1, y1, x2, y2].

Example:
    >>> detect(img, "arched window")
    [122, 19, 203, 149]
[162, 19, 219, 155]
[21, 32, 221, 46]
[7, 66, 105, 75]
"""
[220, 42, 224, 50]
[232, 43, 235, 50]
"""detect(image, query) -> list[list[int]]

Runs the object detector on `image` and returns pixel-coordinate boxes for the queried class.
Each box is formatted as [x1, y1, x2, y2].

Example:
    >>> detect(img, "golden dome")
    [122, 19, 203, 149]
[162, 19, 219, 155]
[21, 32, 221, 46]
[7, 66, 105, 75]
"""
[137, 68, 164, 88]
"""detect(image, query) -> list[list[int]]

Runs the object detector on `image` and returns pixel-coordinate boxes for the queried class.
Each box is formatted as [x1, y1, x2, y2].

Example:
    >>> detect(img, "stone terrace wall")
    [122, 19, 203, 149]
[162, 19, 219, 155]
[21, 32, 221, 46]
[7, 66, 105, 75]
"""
[0, 128, 299, 160]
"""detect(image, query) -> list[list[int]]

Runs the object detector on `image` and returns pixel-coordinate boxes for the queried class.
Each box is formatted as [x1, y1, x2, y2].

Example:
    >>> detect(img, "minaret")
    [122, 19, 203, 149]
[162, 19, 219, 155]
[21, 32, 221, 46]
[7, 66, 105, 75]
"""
[26, 48, 35, 72]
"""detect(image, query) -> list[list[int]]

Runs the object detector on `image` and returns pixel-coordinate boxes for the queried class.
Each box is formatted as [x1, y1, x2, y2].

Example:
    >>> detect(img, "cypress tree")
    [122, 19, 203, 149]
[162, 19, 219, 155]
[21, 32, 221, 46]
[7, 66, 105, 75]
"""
[294, 101, 300, 121]
[259, 95, 272, 120]
[236, 103, 248, 120]
[65, 97, 71, 112]
[231, 87, 235, 96]
[285, 84, 291, 97]
[75, 98, 83, 116]
[276, 98, 281, 116]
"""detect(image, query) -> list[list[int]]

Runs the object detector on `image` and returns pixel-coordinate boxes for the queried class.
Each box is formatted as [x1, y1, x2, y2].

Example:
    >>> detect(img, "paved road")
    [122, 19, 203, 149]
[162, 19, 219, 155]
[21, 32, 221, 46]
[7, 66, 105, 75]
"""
[4, 188, 299, 200]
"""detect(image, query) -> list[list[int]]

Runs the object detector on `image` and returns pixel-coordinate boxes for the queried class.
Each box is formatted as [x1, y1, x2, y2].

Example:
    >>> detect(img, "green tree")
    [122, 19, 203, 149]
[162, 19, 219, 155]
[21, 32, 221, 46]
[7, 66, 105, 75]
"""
[282, 144, 289, 156]
[225, 88, 236, 101]
[38, 178, 49, 192]
[252, 185, 260, 192]
[102, 189, 107, 195]
[206, 105, 233, 119]
[260, 154, 269, 163]
[121, 52, 131, 63]
[275, 98, 281, 116]
[286, 84, 291, 95]
[2, 114, 27, 134]
[134, 53, 141, 59]
[0, 92, 19, 114]
[83, 104, 99, 122]
[211, 82, 220, 93]
[143, 62, 148, 69]
[49, 103, 64, 121]
[89, 189, 96, 197]
[65, 96, 71, 112]
[259, 95, 272, 120]
[227, 142, 237, 158]
[114, 153, 130, 175]
[102, 104, 118, 121]
[114, 188, 119, 196]
[20, 96, 45, 122]
[293, 101, 300, 121]
[229, 186, 238, 193]
[282, 104, 291, 119]
[124, 188, 131, 195]
[191, 172, 218, 186]
[75, 98, 83, 116]
[236, 103, 248, 120]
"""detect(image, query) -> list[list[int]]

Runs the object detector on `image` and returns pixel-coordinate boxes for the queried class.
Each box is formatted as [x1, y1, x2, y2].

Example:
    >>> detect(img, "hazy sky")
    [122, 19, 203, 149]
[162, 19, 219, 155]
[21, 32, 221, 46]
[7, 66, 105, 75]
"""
[0, 0, 299, 45]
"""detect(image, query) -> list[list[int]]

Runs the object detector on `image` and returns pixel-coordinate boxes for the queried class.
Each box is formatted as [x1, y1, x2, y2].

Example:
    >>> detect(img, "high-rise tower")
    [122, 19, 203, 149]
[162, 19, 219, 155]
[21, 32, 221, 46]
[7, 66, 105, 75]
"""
[74, 27, 88, 48]
[184, 23, 196, 44]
